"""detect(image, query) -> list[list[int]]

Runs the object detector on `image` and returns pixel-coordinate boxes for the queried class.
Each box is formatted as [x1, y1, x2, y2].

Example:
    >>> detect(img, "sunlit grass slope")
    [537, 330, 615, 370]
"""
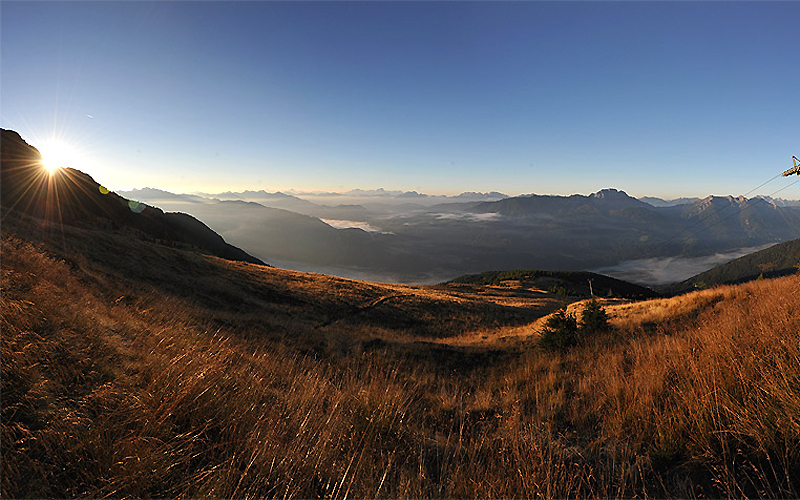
[3, 211, 800, 498]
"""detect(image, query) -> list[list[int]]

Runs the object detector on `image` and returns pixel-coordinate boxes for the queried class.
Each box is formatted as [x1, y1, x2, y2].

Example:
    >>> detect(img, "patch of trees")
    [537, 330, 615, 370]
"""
[448, 269, 658, 299]
[539, 299, 610, 351]
[673, 238, 800, 293]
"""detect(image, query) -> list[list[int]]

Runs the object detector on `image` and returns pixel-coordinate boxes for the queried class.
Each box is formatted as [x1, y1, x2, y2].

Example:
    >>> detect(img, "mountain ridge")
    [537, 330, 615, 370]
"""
[118, 182, 800, 285]
[0, 129, 264, 266]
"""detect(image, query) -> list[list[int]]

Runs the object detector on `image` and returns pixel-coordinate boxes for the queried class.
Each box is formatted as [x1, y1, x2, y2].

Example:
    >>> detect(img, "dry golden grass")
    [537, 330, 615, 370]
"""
[3, 220, 800, 498]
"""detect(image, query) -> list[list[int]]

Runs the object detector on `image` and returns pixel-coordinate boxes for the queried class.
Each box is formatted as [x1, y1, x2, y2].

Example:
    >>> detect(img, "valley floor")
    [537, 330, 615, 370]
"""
[3, 216, 800, 498]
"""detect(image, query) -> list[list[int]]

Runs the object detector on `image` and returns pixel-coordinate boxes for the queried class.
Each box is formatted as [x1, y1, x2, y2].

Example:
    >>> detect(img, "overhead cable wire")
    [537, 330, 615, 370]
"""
[680, 180, 800, 244]
[645, 175, 799, 257]
[654, 179, 794, 254]
[657, 170, 788, 248]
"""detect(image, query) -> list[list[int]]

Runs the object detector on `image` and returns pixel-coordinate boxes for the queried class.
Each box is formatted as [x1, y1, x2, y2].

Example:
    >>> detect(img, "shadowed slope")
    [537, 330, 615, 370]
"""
[448, 268, 658, 299]
[669, 237, 800, 292]
[1, 129, 264, 265]
[2, 209, 560, 345]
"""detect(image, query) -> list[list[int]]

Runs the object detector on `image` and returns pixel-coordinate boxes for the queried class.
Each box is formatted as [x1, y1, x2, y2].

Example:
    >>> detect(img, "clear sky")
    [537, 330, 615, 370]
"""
[2, 1, 799, 199]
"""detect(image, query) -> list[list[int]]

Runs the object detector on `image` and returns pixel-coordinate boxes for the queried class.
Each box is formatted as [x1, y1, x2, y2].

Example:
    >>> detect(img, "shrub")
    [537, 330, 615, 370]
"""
[539, 307, 579, 350]
[580, 299, 609, 333]
[540, 300, 610, 351]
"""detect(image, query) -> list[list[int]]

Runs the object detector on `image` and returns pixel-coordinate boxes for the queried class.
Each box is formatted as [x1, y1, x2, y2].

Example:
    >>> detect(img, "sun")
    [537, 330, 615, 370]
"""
[39, 140, 80, 174]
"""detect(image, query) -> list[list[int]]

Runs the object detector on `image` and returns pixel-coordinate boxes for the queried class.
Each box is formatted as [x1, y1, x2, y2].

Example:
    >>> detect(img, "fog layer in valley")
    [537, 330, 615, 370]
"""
[593, 244, 774, 285]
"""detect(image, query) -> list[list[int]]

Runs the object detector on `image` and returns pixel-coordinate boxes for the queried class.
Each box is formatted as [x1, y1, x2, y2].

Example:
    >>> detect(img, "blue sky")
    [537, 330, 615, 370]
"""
[2, 1, 799, 198]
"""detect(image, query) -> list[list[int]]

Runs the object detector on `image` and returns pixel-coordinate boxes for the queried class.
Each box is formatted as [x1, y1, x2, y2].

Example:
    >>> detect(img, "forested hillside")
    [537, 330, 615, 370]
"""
[673, 238, 800, 292]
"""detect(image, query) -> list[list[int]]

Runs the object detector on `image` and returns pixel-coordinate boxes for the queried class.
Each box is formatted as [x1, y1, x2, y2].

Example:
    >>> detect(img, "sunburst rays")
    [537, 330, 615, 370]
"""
[1, 130, 143, 254]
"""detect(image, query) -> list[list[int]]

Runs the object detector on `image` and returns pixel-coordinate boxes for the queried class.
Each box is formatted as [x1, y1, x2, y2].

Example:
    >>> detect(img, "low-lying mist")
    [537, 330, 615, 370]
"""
[319, 219, 388, 233]
[594, 244, 774, 285]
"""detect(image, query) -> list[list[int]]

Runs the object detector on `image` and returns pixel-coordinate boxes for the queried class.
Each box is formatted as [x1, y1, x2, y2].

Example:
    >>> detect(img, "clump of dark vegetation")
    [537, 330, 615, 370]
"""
[581, 298, 610, 333]
[539, 299, 610, 351]
[539, 307, 580, 350]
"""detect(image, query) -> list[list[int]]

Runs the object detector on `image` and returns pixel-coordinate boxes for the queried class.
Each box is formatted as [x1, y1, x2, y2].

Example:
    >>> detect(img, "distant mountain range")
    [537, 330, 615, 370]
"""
[639, 195, 800, 208]
[120, 184, 800, 284]
[283, 188, 508, 201]
[755, 195, 800, 208]
[0, 129, 264, 266]
[185, 188, 510, 213]
[467, 187, 800, 256]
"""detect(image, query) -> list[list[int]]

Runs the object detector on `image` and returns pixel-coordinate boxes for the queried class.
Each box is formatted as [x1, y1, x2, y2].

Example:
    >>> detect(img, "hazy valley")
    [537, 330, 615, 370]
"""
[119, 184, 800, 285]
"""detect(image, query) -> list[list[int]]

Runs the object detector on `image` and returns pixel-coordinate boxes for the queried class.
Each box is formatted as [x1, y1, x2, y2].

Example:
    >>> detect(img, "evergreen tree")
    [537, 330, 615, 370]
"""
[540, 307, 579, 351]
[581, 299, 609, 333]
[540, 300, 611, 351]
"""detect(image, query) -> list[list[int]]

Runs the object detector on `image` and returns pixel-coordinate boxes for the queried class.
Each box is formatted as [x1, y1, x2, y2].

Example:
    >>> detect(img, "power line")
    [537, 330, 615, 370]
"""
[645, 175, 799, 257]
[657, 170, 787, 248]
[743, 171, 787, 198]
[679, 180, 799, 245]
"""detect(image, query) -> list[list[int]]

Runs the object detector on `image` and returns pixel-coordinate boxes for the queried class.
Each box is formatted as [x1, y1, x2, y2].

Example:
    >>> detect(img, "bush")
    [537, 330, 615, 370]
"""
[539, 307, 580, 350]
[540, 300, 610, 351]
[580, 299, 609, 333]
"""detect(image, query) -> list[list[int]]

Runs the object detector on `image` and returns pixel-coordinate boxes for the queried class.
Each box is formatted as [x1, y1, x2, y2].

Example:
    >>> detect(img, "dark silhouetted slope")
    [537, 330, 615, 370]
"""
[1, 128, 264, 265]
[670, 237, 800, 292]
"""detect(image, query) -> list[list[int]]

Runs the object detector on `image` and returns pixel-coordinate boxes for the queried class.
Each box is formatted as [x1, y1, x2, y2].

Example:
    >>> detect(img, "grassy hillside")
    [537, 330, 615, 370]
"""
[448, 269, 659, 299]
[672, 237, 800, 292]
[4, 208, 800, 497]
